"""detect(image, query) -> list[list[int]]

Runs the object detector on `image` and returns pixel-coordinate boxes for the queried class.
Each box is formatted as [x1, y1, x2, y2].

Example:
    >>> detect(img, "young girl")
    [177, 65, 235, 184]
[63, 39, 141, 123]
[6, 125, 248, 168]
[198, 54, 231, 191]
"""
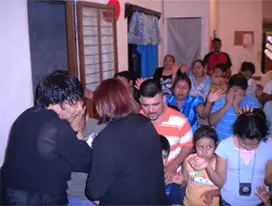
[182, 126, 220, 206]
[189, 109, 272, 206]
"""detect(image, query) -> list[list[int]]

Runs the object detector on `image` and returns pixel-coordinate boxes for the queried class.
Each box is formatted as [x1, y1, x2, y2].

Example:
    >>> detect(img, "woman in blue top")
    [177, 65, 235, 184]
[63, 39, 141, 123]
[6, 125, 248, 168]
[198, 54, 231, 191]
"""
[189, 109, 272, 206]
[166, 74, 224, 132]
[189, 59, 212, 101]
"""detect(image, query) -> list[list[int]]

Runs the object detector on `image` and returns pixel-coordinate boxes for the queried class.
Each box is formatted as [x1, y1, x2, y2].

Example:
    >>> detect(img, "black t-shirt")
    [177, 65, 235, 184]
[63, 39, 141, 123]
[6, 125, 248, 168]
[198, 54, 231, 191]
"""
[1, 107, 92, 197]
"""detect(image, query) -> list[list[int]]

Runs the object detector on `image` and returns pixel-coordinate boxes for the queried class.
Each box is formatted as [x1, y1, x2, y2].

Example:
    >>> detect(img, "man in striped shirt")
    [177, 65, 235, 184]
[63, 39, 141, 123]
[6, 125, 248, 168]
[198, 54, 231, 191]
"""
[139, 79, 193, 178]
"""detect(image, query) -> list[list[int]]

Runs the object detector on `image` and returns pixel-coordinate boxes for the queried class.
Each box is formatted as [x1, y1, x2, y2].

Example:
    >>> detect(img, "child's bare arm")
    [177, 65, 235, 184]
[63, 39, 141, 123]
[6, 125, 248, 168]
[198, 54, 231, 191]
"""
[201, 189, 220, 205]
[181, 157, 189, 187]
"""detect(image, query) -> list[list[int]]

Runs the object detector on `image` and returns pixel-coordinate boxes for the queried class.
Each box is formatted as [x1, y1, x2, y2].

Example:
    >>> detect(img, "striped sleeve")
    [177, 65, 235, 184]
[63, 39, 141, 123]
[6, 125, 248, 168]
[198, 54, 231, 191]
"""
[179, 118, 193, 148]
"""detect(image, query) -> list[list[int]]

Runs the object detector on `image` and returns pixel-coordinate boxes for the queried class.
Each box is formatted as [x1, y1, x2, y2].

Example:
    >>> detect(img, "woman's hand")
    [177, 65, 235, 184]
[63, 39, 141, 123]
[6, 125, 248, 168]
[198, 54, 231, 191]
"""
[237, 105, 254, 116]
[265, 36, 272, 61]
[255, 186, 271, 206]
[135, 78, 145, 90]
[188, 155, 209, 171]
[70, 105, 88, 138]
[207, 89, 225, 103]
[171, 172, 184, 185]
[84, 89, 93, 100]
[172, 63, 180, 74]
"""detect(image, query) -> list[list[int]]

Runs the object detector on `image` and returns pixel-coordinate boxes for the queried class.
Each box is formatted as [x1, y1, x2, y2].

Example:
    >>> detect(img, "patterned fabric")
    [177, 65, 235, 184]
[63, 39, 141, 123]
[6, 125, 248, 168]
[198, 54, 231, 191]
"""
[183, 154, 219, 206]
[189, 75, 212, 101]
[211, 96, 260, 142]
[128, 11, 160, 45]
[166, 95, 204, 132]
[160, 75, 173, 97]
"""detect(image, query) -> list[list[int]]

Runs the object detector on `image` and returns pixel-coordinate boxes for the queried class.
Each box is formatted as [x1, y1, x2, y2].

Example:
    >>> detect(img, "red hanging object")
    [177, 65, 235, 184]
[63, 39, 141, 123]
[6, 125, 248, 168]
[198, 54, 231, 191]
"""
[103, 0, 121, 22]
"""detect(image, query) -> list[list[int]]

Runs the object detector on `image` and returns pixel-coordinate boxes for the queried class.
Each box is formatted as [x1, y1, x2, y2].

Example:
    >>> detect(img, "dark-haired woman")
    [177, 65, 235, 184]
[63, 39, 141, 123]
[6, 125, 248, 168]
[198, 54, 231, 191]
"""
[85, 78, 167, 205]
[1, 71, 92, 205]
[189, 109, 272, 206]
[189, 60, 212, 101]
[166, 75, 224, 132]
[153, 54, 179, 97]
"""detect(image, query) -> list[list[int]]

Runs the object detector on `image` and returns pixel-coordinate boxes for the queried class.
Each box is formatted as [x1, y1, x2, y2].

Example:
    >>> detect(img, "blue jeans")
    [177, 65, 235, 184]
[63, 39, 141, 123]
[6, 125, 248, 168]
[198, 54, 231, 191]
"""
[68, 198, 95, 206]
[166, 183, 186, 205]
[1, 188, 67, 205]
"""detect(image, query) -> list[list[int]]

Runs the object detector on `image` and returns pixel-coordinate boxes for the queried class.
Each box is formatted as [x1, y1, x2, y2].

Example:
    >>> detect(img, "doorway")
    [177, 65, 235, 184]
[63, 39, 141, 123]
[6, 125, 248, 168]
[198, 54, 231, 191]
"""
[166, 18, 201, 70]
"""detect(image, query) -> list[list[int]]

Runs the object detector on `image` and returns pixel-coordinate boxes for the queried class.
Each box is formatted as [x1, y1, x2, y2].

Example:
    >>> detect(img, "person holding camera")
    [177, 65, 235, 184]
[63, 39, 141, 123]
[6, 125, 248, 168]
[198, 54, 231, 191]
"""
[188, 108, 272, 206]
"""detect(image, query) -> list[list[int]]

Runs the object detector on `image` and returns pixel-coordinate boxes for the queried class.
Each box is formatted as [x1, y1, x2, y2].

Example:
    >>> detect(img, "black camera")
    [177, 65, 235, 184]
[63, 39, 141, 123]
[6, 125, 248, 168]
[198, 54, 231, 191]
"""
[239, 183, 251, 196]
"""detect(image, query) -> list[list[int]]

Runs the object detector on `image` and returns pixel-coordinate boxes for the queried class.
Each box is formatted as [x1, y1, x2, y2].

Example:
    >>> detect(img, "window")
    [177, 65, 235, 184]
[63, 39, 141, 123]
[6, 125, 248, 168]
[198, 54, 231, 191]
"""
[77, 2, 118, 91]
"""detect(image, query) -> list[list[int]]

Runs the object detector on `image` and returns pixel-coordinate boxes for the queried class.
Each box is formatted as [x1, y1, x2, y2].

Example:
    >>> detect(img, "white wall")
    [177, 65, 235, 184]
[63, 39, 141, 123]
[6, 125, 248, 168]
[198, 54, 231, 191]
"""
[0, 0, 33, 166]
[217, 0, 262, 74]
[163, 0, 210, 60]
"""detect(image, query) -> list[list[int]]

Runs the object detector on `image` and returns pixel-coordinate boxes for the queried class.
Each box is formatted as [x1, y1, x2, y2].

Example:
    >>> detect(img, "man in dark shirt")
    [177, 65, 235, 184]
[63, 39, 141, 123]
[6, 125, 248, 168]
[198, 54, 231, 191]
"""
[204, 38, 232, 77]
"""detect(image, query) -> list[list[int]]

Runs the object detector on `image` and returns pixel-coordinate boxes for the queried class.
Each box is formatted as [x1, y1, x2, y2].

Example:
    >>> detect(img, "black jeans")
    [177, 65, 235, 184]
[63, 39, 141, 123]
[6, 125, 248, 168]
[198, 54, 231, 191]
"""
[1, 188, 67, 205]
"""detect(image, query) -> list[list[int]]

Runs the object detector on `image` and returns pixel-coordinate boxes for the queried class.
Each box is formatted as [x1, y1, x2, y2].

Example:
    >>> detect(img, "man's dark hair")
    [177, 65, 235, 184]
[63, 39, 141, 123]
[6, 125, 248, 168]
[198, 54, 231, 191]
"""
[160, 135, 170, 155]
[114, 71, 137, 82]
[240, 61, 256, 75]
[228, 73, 248, 91]
[139, 79, 162, 98]
[35, 70, 84, 108]
[233, 109, 269, 141]
[215, 64, 227, 73]
[213, 38, 222, 44]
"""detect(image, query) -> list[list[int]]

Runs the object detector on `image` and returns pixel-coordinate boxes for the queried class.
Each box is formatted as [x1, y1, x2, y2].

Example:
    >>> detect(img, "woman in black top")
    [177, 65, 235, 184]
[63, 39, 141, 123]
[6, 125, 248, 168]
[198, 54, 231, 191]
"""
[86, 78, 167, 205]
[153, 54, 179, 97]
[0, 71, 92, 205]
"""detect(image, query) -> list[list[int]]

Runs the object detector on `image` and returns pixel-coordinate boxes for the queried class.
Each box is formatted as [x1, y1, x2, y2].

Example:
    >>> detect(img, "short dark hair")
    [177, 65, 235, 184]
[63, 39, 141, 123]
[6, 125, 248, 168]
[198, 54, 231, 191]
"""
[93, 78, 139, 123]
[213, 38, 222, 44]
[229, 73, 248, 91]
[35, 70, 84, 108]
[160, 135, 170, 155]
[193, 126, 218, 145]
[164, 54, 175, 63]
[215, 64, 227, 73]
[240, 61, 256, 75]
[114, 71, 137, 82]
[233, 109, 269, 141]
[172, 74, 192, 90]
[139, 79, 162, 98]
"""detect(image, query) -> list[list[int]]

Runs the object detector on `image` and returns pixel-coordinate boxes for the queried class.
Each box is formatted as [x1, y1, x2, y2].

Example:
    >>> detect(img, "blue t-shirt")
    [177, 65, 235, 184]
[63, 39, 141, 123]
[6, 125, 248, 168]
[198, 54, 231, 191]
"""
[166, 95, 204, 133]
[211, 96, 260, 142]
[189, 75, 212, 101]
[215, 137, 272, 206]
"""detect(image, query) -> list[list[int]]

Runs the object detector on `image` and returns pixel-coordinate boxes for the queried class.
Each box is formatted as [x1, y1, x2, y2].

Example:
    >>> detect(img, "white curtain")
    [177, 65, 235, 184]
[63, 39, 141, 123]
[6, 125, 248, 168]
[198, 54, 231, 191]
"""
[167, 18, 201, 71]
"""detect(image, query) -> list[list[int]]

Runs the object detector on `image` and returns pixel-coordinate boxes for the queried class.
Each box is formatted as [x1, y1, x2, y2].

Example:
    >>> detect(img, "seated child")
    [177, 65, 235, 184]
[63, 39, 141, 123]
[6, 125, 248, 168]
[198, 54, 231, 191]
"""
[160, 135, 185, 205]
[211, 64, 228, 93]
[240, 61, 257, 98]
[183, 126, 220, 206]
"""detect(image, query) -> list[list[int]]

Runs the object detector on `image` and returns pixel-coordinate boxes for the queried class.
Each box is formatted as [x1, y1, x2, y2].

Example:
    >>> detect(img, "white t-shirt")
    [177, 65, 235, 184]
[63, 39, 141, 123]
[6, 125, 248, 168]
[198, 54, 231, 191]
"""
[263, 80, 272, 95]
